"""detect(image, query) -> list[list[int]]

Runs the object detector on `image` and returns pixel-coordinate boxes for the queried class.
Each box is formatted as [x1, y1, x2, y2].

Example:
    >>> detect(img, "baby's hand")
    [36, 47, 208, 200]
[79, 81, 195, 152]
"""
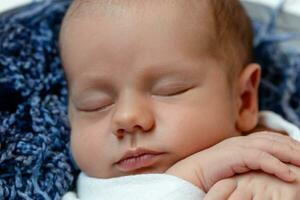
[166, 132, 300, 192]
[204, 164, 300, 200]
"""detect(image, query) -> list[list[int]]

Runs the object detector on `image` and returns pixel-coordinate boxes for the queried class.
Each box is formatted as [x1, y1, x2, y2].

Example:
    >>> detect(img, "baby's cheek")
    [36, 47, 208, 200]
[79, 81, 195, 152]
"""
[70, 131, 92, 170]
[70, 128, 108, 175]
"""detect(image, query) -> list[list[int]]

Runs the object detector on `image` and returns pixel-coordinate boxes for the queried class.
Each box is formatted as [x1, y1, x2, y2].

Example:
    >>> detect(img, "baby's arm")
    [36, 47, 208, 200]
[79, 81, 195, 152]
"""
[201, 112, 300, 200]
[165, 131, 300, 192]
[166, 111, 300, 193]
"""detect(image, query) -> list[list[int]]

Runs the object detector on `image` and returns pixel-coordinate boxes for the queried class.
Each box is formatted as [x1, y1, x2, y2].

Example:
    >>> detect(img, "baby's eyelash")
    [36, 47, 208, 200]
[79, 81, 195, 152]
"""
[162, 87, 191, 96]
[78, 103, 114, 113]
[75, 97, 113, 112]
[153, 85, 194, 96]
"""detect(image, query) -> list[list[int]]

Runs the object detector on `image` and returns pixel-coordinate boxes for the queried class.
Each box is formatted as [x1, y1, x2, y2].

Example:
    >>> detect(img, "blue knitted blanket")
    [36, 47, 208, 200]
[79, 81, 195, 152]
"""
[0, 0, 299, 199]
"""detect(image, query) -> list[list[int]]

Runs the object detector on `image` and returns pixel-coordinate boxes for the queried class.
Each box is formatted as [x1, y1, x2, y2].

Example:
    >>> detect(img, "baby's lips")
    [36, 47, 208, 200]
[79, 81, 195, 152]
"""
[116, 147, 165, 164]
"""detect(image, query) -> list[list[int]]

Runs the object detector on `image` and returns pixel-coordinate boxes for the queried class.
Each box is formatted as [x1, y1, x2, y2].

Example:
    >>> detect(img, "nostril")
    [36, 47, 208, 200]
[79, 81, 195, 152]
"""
[116, 129, 125, 138]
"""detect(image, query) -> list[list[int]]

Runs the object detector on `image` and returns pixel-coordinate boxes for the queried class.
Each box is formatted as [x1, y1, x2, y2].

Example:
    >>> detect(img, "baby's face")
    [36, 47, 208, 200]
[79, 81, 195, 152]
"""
[61, 1, 241, 178]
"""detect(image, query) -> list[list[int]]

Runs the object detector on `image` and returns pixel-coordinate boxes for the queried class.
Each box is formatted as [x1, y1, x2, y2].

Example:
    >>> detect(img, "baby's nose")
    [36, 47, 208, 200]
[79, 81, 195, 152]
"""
[112, 94, 155, 138]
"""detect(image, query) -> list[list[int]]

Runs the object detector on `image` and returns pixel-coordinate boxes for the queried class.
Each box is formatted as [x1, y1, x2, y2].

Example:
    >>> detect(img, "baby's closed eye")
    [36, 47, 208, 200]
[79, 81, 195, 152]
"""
[72, 94, 113, 112]
[151, 81, 196, 96]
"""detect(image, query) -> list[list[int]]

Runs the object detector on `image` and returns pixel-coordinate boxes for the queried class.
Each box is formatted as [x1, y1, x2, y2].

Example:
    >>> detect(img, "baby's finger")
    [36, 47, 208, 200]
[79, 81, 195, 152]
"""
[266, 139, 300, 166]
[250, 131, 300, 150]
[204, 179, 236, 200]
[228, 187, 252, 200]
[246, 135, 300, 166]
[243, 149, 296, 182]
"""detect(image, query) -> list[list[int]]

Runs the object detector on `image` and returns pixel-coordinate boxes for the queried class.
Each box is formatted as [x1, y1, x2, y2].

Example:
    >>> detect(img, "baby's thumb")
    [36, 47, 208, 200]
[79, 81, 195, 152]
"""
[203, 178, 236, 200]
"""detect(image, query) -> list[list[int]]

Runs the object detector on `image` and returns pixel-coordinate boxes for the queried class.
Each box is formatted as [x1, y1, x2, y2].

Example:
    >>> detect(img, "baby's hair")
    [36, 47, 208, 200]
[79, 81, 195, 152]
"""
[210, 0, 253, 76]
[61, 0, 253, 77]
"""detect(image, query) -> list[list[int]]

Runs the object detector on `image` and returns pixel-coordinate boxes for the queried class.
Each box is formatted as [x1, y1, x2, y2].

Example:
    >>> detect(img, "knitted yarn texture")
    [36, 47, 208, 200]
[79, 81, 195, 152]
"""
[0, 1, 78, 200]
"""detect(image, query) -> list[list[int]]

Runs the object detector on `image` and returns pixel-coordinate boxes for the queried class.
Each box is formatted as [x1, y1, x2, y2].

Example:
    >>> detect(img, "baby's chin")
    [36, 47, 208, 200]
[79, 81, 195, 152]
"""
[109, 165, 169, 178]
[127, 167, 166, 175]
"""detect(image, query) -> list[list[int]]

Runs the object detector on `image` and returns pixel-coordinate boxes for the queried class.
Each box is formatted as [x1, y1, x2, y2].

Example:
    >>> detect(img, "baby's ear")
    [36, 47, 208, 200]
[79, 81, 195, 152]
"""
[235, 63, 261, 133]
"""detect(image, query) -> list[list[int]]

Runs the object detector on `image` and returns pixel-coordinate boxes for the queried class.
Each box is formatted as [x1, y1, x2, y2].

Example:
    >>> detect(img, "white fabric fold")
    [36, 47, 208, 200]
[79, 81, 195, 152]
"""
[77, 173, 205, 200]
[258, 111, 300, 141]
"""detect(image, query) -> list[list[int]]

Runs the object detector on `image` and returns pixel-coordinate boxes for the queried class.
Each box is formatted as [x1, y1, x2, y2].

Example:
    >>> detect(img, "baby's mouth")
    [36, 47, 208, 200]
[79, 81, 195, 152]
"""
[116, 148, 165, 172]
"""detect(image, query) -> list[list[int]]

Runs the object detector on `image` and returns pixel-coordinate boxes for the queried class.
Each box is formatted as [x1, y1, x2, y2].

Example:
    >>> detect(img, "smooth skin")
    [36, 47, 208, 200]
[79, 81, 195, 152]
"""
[166, 131, 300, 192]
[204, 165, 300, 200]
[60, 0, 300, 198]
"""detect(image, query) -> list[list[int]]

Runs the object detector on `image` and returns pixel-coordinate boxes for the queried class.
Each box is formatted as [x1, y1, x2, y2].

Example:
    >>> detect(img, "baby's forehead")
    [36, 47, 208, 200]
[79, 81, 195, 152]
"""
[61, 0, 253, 86]
[70, 0, 210, 13]
[61, 0, 217, 55]
[65, 0, 214, 28]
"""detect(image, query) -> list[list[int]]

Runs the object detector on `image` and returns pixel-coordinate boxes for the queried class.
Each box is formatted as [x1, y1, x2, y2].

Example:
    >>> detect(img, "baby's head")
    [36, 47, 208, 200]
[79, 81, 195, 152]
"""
[59, 0, 260, 178]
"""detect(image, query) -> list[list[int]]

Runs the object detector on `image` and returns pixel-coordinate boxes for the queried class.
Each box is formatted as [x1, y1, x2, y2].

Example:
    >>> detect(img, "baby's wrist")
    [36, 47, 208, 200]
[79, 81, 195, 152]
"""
[165, 165, 206, 191]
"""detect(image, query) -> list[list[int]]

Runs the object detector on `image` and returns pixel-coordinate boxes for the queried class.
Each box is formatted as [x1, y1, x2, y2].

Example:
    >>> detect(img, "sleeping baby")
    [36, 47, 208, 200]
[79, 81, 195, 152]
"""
[59, 0, 300, 199]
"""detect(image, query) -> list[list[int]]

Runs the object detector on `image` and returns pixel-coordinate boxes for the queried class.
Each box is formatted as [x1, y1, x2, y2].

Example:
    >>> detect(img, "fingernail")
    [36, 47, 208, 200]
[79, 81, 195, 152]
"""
[288, 170, 296, 182]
